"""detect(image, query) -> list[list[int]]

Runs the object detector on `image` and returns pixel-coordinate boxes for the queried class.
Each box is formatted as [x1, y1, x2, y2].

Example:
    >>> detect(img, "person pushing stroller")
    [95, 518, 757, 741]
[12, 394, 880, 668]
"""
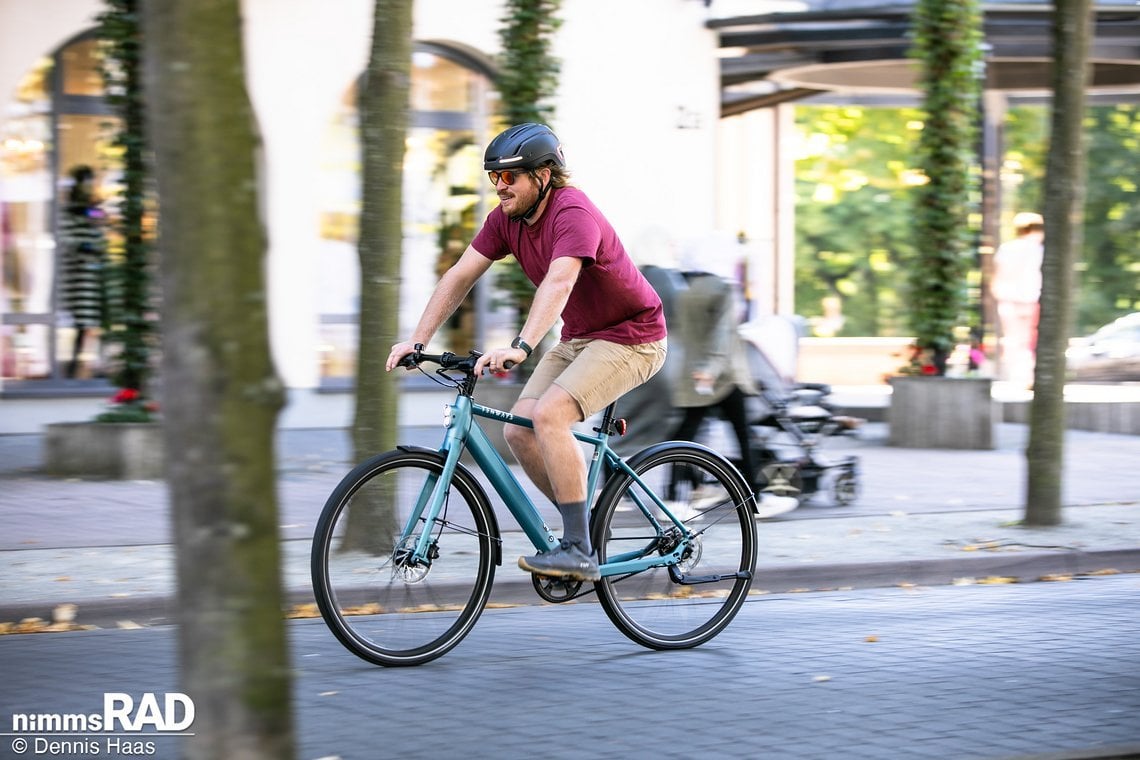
[669, 233, 798, 519]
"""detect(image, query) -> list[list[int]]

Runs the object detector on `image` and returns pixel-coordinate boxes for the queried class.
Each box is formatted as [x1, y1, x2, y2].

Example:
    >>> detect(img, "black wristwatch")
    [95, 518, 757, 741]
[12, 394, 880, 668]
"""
[511, 336, 533, 358]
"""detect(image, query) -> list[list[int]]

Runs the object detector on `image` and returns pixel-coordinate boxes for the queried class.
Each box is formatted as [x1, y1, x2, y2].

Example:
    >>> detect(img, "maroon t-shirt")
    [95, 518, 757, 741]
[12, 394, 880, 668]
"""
[472, 186, 666, 345]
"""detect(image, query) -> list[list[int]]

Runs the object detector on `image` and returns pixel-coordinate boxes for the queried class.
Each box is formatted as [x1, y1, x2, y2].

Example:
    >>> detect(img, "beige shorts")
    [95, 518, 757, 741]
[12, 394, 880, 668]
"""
[520, 338, 668, 419]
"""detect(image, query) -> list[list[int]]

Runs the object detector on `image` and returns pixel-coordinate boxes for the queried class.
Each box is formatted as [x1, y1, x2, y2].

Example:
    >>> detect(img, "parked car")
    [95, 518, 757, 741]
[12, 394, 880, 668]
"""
[1066, 312, 1140, 381]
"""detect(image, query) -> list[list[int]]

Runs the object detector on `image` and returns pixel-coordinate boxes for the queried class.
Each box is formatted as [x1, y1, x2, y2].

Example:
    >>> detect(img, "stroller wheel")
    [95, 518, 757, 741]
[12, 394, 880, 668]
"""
[758, 461, 803, 501]
[832, 469, 859, 506]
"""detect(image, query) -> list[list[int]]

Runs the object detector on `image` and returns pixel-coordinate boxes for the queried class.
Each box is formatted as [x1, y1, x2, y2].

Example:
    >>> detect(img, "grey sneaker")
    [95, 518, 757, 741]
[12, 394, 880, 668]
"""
[518, 540, 600, 582]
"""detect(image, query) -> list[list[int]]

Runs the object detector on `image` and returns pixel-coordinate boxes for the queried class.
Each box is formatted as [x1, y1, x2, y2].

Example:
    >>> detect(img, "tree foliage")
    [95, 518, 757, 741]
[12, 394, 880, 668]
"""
[906, 0, 983, 374]
[97, 0, 155, 400]
[497, 0, 563, 125]
[795, 106, 923, 337]
[494, 0, 563, 333]
[795, 102, 1140, 343]
[1070, 105, 1140, 327]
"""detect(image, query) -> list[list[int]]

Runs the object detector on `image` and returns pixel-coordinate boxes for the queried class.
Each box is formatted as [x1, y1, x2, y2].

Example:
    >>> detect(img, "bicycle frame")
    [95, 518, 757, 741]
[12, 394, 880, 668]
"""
[400, 391, 696, 579]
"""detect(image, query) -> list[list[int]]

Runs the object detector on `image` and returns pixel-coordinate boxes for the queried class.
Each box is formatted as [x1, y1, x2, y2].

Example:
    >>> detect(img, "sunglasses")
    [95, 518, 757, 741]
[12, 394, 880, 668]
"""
[487, 169, 531, 186]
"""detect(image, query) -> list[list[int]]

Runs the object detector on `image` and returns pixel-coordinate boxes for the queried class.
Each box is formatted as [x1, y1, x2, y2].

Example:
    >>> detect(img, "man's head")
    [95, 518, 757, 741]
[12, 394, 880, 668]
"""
[484, 123, 568, 220]
[1012, 212, 1044, 237]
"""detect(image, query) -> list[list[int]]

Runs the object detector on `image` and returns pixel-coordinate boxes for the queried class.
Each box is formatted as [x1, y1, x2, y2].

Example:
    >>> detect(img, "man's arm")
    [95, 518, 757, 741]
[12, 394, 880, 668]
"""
[386, 244, 493, 371]
[473, 255, 582, 375]
[520, 255, 581, 347]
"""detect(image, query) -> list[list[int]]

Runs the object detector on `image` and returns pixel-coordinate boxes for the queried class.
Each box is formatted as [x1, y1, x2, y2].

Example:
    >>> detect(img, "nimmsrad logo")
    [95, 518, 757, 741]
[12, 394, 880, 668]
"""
[9, 692, 195, 733]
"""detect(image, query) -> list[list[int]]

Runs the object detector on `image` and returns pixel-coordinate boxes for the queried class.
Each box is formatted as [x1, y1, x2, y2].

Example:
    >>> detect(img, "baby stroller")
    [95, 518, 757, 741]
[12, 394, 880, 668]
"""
[739, 317, 862, 508]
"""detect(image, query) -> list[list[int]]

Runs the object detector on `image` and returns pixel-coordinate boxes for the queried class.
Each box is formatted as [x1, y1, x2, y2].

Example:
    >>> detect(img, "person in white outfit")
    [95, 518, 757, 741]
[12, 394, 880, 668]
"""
[991, 212, 1044, 387]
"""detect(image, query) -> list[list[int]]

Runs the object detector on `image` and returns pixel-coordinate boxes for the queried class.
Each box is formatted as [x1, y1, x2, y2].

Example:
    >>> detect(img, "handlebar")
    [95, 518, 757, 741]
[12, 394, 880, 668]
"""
[399, 348, 520, 371]
[398, 349, 482, 372]
[399, 348, 492, 396]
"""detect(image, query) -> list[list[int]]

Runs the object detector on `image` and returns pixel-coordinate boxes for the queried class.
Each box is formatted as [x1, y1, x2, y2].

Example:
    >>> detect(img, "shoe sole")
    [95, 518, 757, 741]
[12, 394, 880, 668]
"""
[517, 556, 600, 582]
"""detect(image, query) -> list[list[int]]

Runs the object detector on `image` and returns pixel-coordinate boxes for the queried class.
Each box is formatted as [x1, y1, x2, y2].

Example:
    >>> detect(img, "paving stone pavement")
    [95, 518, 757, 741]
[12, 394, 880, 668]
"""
[0, 576, 1137, 759]
[1, 422, 1139, 626]
[1, 410, 1139, 759]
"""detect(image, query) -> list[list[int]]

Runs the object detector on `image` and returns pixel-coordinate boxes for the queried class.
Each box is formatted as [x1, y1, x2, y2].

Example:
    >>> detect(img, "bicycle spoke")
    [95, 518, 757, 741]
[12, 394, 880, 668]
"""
[593, 444, 756, 650]
[311, 450, 496, 667]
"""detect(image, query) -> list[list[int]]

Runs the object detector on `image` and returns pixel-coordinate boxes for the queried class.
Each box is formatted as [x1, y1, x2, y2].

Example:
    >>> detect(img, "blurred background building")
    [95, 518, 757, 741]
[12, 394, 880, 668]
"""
[2, 0, 1139, 414]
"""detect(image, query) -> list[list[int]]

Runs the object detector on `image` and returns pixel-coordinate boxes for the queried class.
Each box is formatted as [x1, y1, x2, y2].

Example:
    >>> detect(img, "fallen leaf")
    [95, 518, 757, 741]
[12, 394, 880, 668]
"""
[978, 576, 1018, 585]
[864, 635, 879, 643]
[1039, 574, 1073, 582]
[286, 603, 320, 619]
[53, 604, 78, 624]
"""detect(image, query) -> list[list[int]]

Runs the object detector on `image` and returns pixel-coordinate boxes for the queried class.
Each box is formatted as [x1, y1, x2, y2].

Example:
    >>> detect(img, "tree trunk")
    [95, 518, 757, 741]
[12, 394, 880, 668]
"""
[1024, 0, 1093, 526]
[141, 2, 293, 758]
[347, 0, 413, 553]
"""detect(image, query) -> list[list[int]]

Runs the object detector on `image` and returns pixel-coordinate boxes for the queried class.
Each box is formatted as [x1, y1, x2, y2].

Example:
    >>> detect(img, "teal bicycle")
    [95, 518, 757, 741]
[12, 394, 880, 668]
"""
[310, 349, 757, 666]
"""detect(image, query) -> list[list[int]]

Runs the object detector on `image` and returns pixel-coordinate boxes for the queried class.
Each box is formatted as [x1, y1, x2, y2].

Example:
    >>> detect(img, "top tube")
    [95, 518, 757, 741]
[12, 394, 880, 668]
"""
[398, 348, 622, 433]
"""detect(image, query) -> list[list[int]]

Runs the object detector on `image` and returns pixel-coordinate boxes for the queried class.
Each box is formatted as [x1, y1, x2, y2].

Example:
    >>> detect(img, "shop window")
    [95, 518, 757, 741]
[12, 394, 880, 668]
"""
[1, 31, 119, 388]
[316, 43, 513, 384]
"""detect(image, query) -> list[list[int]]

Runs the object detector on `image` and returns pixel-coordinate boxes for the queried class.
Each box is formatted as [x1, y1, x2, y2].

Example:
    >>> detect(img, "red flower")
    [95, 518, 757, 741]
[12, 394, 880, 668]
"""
[112, 388, 140, 403]
[921, 364, 937, 376]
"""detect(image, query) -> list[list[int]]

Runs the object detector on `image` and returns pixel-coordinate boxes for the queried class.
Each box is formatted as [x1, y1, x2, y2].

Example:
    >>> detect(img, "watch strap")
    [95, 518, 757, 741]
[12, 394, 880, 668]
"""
[511, 337, 533, 357]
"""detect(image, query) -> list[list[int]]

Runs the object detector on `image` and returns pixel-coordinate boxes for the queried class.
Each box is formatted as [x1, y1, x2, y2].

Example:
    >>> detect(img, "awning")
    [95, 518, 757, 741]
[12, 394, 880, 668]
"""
[710, 1, 1140, 115]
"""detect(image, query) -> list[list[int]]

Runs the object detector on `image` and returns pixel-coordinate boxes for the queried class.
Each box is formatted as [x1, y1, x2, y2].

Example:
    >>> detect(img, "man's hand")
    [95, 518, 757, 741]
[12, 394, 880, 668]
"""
[386, 341, 421, 372]
[474, 346, 528, 376]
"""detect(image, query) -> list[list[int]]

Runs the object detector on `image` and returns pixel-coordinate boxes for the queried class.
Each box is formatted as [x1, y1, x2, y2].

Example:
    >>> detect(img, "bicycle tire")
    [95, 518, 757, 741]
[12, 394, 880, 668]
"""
[311, 448, 498, 666]
[592, 442, 757, 650]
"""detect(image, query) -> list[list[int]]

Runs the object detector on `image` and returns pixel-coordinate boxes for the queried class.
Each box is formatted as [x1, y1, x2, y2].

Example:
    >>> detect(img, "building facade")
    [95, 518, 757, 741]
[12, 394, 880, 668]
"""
[0, 0, 790, 418]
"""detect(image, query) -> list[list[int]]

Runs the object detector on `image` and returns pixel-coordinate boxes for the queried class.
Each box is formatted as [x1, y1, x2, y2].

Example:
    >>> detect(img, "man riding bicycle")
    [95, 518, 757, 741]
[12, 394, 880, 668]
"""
[386, 123, 667, 581]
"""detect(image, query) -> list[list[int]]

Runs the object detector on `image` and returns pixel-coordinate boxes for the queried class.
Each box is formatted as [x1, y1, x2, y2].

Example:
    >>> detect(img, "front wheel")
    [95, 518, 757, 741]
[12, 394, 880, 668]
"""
[311, 449, 498, 667]
[591, 442, 757, 650]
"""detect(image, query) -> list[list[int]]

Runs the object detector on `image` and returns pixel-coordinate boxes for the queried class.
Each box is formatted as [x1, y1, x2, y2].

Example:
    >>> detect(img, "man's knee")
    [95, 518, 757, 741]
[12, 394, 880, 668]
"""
[531, 388, 582, 434]
[504, 398, 537, 450]
[503, 421, 533, 451]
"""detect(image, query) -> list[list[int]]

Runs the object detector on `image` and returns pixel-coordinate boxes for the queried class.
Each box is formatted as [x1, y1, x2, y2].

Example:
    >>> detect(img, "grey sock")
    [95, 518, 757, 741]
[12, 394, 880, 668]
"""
[556, 500, 591, 555]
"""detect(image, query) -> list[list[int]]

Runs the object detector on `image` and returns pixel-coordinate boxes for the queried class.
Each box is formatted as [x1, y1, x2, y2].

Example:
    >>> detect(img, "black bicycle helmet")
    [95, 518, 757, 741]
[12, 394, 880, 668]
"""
[484, 123, 565, 171]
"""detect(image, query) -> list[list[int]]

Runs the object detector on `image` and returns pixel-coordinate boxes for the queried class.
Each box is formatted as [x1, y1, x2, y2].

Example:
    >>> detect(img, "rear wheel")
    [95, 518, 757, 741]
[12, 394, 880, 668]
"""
[311, 449, 497, 667]
[591, 443, 757, 650]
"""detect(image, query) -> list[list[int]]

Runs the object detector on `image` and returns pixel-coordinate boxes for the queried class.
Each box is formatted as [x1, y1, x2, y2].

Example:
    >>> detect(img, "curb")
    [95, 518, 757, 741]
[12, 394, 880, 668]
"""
[3, 549, 1137, 631]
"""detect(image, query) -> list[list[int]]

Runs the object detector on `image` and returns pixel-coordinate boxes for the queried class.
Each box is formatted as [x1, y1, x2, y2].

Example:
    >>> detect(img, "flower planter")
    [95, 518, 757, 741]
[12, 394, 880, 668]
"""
[887, 376, 997, 450]
[44, 422, 164, 480]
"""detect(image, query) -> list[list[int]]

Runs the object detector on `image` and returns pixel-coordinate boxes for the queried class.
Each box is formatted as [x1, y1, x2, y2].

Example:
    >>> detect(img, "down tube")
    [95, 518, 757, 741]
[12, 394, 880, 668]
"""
[464, 423, 559, 553]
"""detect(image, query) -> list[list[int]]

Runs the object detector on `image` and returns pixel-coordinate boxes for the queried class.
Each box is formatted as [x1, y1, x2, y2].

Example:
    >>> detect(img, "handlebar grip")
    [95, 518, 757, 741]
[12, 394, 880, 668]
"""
[397, 353, 419, 369]
[502, 360, 516, 370]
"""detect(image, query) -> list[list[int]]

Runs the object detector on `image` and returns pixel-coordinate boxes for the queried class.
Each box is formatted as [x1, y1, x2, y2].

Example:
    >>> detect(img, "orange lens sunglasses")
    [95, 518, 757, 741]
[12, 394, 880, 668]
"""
[488, 169, 528, 186]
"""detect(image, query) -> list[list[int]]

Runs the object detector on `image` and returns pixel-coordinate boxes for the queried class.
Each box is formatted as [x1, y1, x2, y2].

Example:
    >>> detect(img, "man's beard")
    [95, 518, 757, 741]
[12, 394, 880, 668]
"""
[502, 190, 535, 220]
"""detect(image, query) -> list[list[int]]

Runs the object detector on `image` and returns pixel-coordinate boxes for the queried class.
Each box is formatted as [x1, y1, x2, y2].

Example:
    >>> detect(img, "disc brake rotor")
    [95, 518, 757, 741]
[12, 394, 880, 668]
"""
[390, 535, 432, 583]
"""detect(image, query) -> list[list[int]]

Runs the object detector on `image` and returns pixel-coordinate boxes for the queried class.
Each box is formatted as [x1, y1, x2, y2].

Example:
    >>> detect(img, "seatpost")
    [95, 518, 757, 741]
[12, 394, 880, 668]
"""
[593, 402, 627, 438]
